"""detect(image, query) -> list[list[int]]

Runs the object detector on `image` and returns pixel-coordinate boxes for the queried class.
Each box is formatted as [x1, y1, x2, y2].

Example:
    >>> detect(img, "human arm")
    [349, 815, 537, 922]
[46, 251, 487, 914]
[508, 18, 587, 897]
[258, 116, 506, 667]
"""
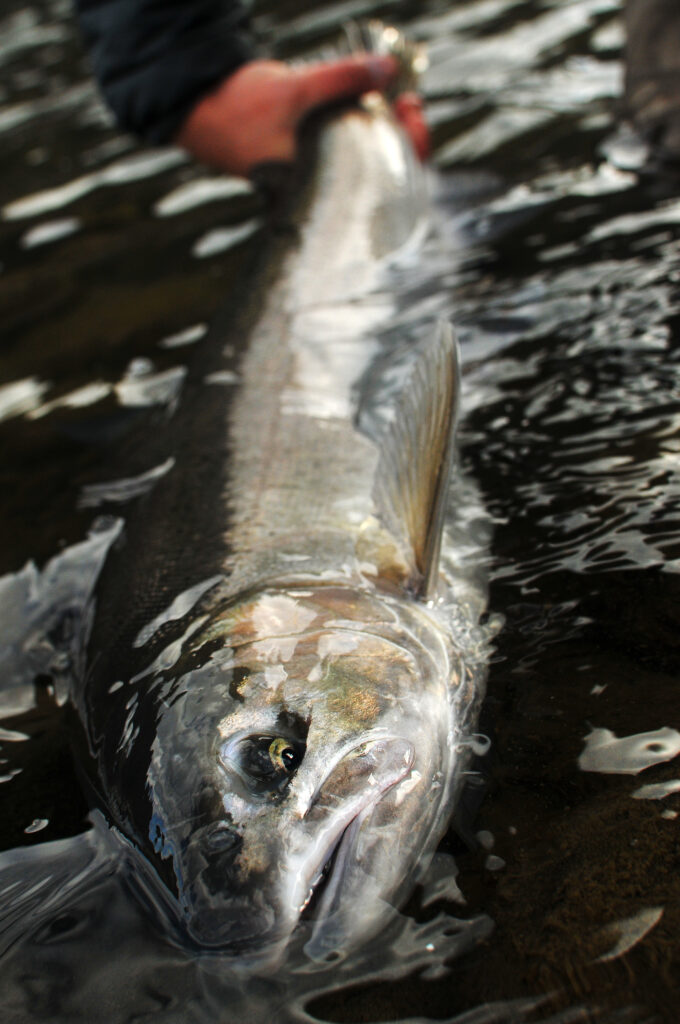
[73, 0, 429, 175]
[73, 0, 254, 145]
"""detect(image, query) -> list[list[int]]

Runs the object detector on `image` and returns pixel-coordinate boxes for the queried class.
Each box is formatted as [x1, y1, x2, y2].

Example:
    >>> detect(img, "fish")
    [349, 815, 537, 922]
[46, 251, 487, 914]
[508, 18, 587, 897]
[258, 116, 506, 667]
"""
[72, 23, 488, 968]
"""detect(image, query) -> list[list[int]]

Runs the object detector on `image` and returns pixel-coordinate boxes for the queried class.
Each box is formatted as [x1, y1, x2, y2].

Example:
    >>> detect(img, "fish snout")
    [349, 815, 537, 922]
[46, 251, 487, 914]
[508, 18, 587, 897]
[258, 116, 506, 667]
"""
[306, 736, 415, 820]
[286, 737, 415, 927]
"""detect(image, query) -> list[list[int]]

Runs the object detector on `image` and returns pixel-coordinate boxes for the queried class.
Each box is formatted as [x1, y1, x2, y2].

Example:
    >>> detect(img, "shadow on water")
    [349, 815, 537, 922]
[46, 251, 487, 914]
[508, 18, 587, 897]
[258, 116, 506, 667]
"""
[2, 0, 680, 1020]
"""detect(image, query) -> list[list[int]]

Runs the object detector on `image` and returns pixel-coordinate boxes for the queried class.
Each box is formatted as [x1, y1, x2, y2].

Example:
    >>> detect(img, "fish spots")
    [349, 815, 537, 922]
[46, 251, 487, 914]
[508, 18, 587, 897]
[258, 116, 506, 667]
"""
[332, 686, 377, 722]
[325, 668, 382, 724]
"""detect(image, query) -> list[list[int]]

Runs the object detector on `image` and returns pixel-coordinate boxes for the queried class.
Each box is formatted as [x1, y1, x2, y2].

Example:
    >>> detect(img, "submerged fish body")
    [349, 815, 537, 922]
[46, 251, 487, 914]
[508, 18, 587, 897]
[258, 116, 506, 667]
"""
[77, 30, 488, 967]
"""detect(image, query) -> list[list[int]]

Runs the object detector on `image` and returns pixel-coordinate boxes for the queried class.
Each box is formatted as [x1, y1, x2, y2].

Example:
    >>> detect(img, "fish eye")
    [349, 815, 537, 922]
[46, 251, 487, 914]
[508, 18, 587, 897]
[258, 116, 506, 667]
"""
[268, 737, 301, 772]
[225, 734, 305, 795]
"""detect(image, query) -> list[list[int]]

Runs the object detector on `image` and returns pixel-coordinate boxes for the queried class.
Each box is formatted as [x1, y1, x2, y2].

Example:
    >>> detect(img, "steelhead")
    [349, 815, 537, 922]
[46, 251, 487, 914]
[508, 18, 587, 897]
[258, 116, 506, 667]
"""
[75, 24, 488, 967]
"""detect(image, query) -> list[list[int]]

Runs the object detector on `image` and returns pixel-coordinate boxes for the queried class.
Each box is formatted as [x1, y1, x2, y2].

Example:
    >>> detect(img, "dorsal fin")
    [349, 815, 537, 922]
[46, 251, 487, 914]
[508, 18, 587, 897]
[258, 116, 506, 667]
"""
[372, 319, 460, 598]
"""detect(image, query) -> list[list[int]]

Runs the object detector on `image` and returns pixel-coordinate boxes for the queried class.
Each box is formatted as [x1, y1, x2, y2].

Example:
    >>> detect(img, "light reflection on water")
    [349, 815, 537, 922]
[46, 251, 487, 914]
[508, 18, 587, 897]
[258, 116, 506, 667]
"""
[1, 0, 680, 1020]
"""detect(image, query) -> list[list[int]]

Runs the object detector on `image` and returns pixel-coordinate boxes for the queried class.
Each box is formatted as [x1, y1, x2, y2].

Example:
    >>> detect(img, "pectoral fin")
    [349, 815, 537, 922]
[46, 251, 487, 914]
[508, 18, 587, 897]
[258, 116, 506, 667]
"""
[372, 319, 460, 598]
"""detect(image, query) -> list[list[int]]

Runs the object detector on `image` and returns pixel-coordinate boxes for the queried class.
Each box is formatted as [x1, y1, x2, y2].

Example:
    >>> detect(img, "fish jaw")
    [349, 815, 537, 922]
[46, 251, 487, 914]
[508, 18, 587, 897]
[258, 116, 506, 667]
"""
[302, 804, 402, 962]
[284, 734, 415, 925]
[289, 722, 456, 963]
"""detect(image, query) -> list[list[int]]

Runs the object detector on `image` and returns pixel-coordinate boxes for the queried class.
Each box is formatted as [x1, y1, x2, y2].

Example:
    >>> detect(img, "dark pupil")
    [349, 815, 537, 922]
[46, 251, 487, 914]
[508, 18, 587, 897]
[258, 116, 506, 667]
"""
[280, 746, 298, 770]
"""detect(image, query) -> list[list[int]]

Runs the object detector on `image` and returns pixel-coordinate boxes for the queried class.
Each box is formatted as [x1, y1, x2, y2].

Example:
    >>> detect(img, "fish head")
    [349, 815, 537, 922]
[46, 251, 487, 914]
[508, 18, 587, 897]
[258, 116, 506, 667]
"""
[146, 584, 461, 964]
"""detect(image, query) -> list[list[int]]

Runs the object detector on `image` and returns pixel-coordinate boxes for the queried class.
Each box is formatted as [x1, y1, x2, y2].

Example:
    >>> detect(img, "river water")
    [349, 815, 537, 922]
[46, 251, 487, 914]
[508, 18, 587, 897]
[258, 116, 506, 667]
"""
[2, 0, 680, 1021]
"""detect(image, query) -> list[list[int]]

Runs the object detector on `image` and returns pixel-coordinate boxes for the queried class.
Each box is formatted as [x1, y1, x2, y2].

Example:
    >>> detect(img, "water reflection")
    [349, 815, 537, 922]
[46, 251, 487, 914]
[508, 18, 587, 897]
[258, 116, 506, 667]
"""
[1, 0, 680, 1020]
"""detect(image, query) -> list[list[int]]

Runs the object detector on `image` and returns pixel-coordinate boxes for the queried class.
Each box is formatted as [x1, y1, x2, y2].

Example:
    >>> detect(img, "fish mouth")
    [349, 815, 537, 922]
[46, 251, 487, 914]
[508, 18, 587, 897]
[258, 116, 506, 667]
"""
[294, 736, 416, 956]
[299, 816, 360, 923]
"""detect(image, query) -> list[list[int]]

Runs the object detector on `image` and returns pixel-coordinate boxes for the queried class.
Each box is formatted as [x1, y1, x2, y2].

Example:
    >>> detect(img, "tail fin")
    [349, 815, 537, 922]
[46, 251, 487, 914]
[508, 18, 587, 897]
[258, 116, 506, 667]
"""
[343, 20, 428, 97]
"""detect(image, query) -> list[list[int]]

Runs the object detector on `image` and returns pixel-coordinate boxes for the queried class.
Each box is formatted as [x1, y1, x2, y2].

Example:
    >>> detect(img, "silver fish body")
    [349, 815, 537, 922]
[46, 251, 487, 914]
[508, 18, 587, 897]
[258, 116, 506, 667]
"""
[223, 100, 429, 596]
[78, 31, 487, 968]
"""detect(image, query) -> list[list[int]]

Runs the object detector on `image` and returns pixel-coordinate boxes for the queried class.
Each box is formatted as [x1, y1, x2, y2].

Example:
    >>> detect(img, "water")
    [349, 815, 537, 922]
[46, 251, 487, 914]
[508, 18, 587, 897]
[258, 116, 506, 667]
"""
[1, 0, 680, 1020]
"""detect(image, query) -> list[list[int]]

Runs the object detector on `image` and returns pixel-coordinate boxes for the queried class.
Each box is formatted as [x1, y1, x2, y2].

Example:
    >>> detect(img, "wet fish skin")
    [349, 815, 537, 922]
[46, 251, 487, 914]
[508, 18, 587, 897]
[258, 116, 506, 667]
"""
[76, 26, 486, 967]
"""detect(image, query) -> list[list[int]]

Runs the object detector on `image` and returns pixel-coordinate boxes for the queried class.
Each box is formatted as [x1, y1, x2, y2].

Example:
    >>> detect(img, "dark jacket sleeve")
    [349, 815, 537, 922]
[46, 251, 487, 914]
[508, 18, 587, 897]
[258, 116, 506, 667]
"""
[73, 0, 255, 144]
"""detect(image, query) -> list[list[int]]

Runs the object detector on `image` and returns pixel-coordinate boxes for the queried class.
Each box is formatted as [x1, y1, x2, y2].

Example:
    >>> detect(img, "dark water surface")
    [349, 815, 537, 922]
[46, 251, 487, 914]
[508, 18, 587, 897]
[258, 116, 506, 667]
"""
[2, 0, 680, 1021]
